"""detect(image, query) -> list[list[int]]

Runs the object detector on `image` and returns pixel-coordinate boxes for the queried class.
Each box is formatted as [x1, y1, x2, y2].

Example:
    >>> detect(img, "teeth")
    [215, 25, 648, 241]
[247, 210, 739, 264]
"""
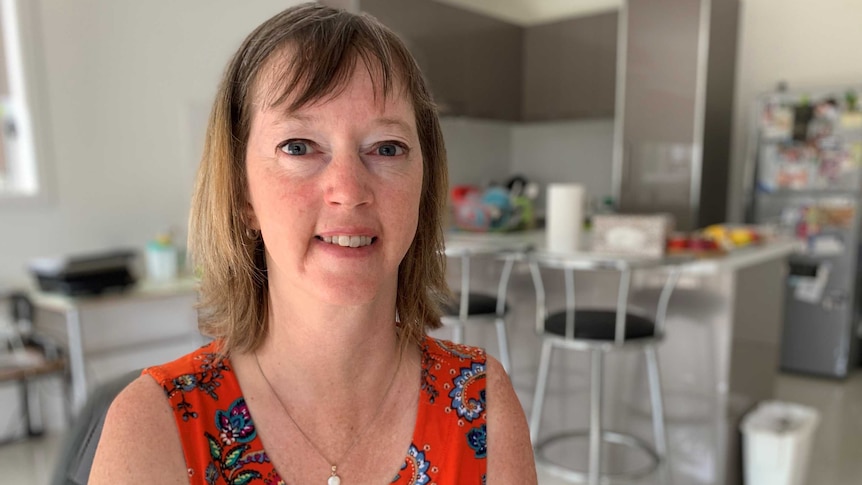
[320, 235, 373, 247]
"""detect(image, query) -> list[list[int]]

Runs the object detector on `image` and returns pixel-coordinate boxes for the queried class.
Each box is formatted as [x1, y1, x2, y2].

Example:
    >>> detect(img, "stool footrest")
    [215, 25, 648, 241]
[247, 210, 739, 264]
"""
[534, 429, 661, 483]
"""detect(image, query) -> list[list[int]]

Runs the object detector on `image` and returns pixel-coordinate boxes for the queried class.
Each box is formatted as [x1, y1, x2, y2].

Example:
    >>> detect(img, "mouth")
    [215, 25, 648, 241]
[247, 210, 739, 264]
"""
[315, 235, 377, 248]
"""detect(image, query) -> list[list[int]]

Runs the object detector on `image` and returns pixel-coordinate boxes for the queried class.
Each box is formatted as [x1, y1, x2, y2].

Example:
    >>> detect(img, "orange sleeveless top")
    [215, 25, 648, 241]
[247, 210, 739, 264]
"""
[143, 336, 488, 485]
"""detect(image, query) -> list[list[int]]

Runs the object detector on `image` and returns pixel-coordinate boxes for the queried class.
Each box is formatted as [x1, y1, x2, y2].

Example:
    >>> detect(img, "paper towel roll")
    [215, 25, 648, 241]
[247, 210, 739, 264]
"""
[546, 183, 585, 252]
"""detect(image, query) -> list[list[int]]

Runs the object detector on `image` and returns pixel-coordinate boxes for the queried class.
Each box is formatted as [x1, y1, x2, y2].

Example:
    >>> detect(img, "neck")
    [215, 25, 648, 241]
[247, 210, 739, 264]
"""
[255, 280, 404, 395]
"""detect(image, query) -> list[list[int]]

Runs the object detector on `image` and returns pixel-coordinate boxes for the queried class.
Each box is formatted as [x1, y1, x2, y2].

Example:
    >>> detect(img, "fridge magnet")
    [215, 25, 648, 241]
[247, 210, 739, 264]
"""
[807, 98, 839, 141]
[818, 198, 856, 229]
[760, 103, 793, 140]
[840, 90, 862, 129]
[775, 144, 817, 189]
[817, 149, 855, 187]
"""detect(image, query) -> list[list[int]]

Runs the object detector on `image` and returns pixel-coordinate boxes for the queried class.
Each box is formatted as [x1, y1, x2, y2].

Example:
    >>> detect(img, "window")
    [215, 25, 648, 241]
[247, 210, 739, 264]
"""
[0, 0, 45, 200]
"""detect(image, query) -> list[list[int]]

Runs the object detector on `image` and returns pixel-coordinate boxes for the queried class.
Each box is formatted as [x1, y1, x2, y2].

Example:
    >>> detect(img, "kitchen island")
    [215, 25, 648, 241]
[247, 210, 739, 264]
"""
[630, 239, 796, 485]
[445, 230, 796, 485]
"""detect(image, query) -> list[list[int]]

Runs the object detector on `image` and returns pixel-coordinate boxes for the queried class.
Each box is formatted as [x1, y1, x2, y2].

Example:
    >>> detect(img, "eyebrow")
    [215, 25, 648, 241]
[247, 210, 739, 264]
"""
[375, 117, 414, 135]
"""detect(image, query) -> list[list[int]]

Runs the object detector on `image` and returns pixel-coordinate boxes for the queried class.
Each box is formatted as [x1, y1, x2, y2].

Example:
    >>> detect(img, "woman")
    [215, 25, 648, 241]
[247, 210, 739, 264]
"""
[90, 3, 536, 484]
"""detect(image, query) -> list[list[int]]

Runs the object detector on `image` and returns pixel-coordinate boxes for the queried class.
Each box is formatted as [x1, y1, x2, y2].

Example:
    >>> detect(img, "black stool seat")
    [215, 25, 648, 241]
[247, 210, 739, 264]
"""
[545, 309, 656, 341]
[443, 292, 507, 316]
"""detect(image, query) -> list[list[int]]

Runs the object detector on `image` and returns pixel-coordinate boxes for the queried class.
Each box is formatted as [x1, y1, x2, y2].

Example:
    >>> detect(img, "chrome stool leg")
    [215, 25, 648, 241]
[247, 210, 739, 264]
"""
[495, 317, 512, 373]
[588, 349, 604, 485]
[646, 344, 671, 484]
[530, 338, 554, 444]
[452, 324, 464, 344]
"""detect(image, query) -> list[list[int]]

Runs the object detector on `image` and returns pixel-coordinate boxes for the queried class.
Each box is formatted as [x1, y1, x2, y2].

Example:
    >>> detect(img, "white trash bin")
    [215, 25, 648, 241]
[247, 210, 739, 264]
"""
[741, 400, 820, 485]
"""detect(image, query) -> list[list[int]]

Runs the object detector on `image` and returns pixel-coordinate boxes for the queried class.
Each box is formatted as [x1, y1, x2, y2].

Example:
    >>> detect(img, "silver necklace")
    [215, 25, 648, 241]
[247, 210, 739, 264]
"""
[254, 346, 403, 485]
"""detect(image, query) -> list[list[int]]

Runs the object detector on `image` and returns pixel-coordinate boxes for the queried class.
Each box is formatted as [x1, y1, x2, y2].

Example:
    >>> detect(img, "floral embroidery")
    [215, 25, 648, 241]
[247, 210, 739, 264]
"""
[467, 424, 487, 459]
[151, 337, 486, 484]
[174, 374, 198, 392]
[420, 340, 440, 404]
[434, 339, 482, 360]
[394, 444, 432, 485]
[448, 362, 486, 422]
[204, 432, 263, 485]
[216, 398, 256, 445]
[163, 350, 230, 422]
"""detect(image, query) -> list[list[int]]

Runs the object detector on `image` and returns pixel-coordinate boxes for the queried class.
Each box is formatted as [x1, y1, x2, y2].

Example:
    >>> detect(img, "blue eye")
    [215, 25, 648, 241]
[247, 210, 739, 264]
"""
[377, 143, 404, 156]
[281, 140, 308, 155]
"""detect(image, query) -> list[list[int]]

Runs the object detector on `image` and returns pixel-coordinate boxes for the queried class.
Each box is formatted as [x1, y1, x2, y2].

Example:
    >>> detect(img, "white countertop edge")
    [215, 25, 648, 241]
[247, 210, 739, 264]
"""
[681, 239, 800, 274]
[445, 230, 801, 274]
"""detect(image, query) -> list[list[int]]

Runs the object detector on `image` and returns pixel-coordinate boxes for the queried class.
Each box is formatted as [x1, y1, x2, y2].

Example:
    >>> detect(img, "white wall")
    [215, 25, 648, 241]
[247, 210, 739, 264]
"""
[727, 0, 862, 221]
[441, 117, 616, 209]
[0, 0, 303, 287]
[441, 116, 513, 186]
[511, 119, 615, 208]
[0, 0, 306, 441]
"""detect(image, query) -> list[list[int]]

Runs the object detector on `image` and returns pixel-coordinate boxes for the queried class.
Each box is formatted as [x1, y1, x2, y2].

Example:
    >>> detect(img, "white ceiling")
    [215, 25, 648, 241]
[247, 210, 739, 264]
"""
[431, 0, 622, 26]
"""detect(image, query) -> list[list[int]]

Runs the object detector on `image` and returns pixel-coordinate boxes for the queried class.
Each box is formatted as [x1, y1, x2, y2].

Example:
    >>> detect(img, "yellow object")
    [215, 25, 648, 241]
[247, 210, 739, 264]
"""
[730, 228, 754, 246]
[702, 224, 757, 248]
[703, 225, 729, 242]
[154, 232, 173, 247]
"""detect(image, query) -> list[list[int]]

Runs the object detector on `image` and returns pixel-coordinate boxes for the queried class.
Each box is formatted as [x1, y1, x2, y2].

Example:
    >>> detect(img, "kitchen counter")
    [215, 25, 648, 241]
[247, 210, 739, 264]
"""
[446, 228, 795, 485]
[446, 228, 798, 272]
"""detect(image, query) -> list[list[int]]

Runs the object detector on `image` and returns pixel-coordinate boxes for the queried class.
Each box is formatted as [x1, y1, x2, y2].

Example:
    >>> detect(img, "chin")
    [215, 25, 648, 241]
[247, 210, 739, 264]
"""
[315, 278, 389, 307]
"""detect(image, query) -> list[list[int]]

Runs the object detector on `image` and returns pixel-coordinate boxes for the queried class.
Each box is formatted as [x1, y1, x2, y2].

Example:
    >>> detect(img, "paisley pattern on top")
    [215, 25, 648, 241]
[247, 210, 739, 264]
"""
[143, 336, 488, 484]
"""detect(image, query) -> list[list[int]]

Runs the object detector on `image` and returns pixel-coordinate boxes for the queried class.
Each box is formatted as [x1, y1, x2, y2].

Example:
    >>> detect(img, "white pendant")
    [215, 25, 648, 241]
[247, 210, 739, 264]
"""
[327, 474, 341, 485]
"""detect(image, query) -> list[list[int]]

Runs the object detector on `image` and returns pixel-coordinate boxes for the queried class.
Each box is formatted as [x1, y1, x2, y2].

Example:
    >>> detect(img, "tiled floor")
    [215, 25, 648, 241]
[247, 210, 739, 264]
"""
[3, 261, 862, 484]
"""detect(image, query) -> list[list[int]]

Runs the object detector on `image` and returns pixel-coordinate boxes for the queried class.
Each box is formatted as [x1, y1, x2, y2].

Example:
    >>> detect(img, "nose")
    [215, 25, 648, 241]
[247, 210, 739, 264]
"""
[323, 151, 374, 208]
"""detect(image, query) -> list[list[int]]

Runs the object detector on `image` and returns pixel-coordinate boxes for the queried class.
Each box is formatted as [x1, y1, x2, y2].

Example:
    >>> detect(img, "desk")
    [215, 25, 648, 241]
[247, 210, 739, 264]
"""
[30, 277, 201, 414]
[0, 347, 66, 440]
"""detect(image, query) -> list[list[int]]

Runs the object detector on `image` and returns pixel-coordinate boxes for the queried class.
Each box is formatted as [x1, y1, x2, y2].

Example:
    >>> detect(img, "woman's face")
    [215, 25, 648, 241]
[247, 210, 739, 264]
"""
[244, 63, 423, 308]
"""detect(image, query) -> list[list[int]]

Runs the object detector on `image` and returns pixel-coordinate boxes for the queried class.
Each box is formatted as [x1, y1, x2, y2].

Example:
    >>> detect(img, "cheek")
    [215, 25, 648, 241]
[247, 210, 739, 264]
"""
[248, 170, 316, 228]
[391, 177, 423, 233]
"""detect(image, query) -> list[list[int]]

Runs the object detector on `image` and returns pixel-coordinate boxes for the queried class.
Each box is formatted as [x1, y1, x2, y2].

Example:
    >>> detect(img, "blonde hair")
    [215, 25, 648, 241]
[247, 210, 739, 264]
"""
[188, 2, 448, 355]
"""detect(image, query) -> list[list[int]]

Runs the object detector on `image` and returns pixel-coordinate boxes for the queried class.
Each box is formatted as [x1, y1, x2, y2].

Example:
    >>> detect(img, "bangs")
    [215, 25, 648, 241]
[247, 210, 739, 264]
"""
[256, 14, 407, 113]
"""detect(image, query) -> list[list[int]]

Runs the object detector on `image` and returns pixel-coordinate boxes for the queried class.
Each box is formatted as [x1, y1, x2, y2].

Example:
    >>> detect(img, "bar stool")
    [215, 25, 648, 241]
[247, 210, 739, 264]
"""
[527, 251, 681, 484]
[441, 246, 517, 372]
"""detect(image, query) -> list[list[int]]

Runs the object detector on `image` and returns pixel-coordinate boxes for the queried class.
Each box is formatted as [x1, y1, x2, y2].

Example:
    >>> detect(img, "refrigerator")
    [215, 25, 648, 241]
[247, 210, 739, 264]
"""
[746, 86, 862, 378]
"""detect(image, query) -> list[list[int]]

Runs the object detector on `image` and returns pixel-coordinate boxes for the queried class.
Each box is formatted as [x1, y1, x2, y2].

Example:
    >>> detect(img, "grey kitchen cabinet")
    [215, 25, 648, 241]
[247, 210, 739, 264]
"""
[615, 0, 738, 230]
[363, 0, 523, 121]
[362, 0, 616, 122]
[522, 12, 618, 121]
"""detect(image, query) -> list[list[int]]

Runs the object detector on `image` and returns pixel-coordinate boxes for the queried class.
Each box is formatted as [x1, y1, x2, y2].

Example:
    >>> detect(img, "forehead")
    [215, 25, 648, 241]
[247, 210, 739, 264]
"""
[250, 45, 414, 118]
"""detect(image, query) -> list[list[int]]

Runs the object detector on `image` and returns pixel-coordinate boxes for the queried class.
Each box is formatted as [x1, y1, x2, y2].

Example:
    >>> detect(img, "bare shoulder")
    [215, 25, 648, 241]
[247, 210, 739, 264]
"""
[89, 374, 188, 485]
[485, 355, 538, 484]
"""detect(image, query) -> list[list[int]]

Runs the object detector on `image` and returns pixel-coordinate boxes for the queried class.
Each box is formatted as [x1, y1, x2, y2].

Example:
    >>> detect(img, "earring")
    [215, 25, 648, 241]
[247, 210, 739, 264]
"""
[245, 227, 260, 240]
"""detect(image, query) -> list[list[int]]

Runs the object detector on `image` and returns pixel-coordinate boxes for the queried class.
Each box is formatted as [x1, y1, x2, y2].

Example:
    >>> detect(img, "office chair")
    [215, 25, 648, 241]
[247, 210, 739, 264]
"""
[50, 369, 140, 485]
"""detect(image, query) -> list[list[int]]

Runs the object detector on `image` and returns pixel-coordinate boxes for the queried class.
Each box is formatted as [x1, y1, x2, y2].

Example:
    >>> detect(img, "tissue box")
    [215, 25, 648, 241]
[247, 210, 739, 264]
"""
[591, 214, 675, 258]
